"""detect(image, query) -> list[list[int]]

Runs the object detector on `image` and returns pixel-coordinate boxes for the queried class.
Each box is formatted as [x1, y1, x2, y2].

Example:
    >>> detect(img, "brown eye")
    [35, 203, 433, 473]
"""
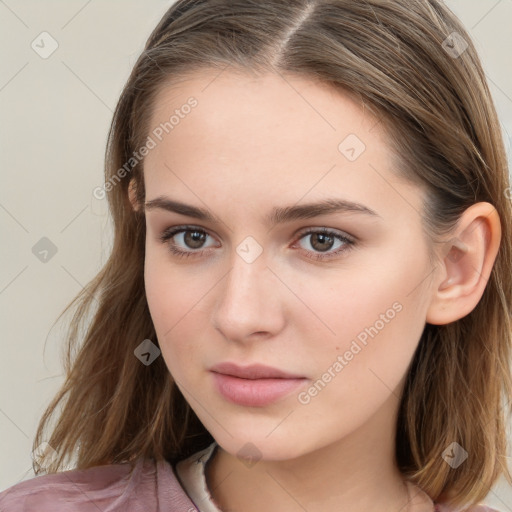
[158, 225, 355, 261]
[182, 230, 207, 249]
[294, 228, 355, 261]
[159, 226, 217, 258]
[308, 232, 336, 252]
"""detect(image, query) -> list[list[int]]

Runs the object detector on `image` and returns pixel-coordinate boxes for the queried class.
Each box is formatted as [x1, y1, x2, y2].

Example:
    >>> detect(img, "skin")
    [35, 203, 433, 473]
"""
[130, 68, 501, 512]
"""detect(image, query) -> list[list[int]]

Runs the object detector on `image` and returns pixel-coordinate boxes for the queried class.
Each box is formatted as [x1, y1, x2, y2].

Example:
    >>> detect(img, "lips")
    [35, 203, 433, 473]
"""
[209, 362, 307, 407]
[209, 362, 304, 380]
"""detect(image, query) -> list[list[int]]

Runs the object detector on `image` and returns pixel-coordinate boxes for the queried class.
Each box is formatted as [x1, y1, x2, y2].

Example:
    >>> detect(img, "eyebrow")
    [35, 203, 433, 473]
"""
[144, 196, 381, 226]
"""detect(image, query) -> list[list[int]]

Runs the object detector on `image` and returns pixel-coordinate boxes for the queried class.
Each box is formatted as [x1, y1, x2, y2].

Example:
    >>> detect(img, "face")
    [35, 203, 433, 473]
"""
[141, 69, 436, 461]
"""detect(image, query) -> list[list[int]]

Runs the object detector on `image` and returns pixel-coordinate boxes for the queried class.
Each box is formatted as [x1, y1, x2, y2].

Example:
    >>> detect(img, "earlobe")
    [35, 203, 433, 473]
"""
[426, 202, 501, 325]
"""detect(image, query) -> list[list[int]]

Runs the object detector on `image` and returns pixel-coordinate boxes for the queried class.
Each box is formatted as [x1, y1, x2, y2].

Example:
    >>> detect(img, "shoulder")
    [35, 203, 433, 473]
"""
[436, 503, 504, 512]
[0, 458, 198, 511]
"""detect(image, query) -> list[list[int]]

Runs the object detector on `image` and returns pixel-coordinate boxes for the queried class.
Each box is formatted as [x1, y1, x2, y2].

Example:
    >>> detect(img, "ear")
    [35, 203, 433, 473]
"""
[426, 202, 501, 325]
[128, 179, 140, 212]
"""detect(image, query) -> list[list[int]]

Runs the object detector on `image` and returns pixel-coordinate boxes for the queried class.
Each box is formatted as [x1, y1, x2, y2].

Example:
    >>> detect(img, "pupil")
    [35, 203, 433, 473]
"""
[314, 233, 333, 252]
[186, 231, 205, 248]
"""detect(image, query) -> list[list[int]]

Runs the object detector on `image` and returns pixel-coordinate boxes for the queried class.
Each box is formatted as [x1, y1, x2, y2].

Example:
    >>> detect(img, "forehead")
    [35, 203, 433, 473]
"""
[147, 68, 382, 156]
[142, 69, 421, 223]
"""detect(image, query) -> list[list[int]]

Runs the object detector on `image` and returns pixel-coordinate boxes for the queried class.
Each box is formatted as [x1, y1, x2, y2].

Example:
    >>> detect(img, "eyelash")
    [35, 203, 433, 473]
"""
[158, 225, 355, 261]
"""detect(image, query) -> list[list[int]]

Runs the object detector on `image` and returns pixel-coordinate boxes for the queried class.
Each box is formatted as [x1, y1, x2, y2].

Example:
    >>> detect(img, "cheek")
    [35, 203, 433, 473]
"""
[303, 247, 431, 402]
[144, 242, 210, 324]
[144, 250, 214, 379]
[301, 245, 427, 340]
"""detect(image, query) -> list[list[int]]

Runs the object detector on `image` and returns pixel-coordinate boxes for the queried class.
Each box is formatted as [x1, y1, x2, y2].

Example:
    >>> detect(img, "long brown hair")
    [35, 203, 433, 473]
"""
[34, 0, 512, 507]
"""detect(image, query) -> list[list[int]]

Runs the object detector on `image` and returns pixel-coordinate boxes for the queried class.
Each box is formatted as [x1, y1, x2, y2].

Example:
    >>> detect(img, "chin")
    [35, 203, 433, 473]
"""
[212, 430, 311, 463]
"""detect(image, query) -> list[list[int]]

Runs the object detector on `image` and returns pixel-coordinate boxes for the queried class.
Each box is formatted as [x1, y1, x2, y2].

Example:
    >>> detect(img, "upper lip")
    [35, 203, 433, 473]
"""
[210, 362, 304, 380]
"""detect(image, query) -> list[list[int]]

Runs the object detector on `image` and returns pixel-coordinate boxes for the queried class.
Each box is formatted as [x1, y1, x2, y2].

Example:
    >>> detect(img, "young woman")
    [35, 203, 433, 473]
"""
[1, 1, 511, 511]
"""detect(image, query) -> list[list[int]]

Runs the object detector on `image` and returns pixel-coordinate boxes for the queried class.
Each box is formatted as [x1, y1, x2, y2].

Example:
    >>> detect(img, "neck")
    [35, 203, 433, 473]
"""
[204, 393, 434, 512]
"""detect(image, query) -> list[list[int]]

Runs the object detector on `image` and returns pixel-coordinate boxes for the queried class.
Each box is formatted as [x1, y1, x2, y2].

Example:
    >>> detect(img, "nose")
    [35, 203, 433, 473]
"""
[211, 246, 286, 343]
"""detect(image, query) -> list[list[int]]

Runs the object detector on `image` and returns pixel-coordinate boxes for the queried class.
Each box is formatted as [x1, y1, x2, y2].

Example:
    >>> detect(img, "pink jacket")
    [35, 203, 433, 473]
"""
[0, 457, 503, 512]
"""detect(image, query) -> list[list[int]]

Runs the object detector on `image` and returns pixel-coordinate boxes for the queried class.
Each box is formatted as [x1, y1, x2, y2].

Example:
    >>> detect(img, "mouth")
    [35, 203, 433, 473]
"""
[209, 362, 305, 379]
[209, 362, 307, 407]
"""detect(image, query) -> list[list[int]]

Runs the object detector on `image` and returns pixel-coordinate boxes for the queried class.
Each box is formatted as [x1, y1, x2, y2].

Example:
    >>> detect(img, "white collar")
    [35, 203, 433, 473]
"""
[175, 441, 223, 512]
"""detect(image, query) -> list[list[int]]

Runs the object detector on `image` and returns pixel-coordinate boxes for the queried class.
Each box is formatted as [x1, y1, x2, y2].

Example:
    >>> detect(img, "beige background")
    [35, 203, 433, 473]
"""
[1, 0, 511, 508]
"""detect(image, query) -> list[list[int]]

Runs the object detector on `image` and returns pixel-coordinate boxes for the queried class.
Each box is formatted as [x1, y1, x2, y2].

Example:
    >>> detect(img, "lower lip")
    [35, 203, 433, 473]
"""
[211, 372, 307, 407]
